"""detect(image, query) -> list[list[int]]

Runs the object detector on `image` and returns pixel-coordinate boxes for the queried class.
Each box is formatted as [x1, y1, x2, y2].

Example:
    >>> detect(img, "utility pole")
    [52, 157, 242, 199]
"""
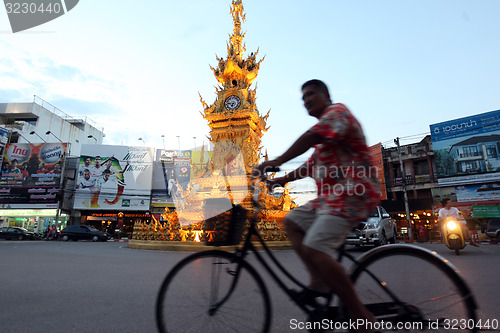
[395, 137, 413, 241]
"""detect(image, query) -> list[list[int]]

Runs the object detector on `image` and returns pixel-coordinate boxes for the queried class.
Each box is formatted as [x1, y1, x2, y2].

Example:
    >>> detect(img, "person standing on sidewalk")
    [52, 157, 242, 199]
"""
[256, 79, 380, 332]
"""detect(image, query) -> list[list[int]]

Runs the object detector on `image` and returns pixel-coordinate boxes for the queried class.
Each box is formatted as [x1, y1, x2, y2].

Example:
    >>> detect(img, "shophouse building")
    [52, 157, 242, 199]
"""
[380, 135, 438, 237]
[381, 109, 500, 239]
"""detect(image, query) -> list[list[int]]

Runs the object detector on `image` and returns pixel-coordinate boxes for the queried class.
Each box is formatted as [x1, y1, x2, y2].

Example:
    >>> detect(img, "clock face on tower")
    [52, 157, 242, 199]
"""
[224, 95, 241, 111]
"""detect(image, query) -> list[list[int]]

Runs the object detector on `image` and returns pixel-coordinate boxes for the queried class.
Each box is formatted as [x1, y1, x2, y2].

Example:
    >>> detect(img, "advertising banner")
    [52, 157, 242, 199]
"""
[0, 127, 10, 170]
[74, 145, 153, 211]
[456, 183, 500, 202]
[472, 205, 500, 218]
[0, 127, 9, 146]
[369, 143, 387, 200]
[0, 142, 67, 205]
[157, 150, 192, 200]
[430, 109, 500, 186]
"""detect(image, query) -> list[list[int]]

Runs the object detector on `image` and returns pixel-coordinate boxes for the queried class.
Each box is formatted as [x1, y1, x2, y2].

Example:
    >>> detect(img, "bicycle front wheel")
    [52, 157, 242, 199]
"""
[156, 250, 271, 333]
[349, 245, 478, 332]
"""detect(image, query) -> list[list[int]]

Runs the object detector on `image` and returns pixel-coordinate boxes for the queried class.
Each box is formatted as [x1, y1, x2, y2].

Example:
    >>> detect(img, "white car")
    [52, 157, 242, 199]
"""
[486, 219, 500, 240]
[346, 206, 398, 247]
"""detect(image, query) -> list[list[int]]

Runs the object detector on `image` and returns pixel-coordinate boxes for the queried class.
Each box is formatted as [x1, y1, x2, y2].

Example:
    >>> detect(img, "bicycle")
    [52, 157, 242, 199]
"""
[155, 169, 478, 332]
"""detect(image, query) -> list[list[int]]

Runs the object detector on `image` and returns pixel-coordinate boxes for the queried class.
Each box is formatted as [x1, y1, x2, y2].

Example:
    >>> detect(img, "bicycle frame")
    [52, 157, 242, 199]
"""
[214, 177, 353, 317]
[207, 176, 478, 328]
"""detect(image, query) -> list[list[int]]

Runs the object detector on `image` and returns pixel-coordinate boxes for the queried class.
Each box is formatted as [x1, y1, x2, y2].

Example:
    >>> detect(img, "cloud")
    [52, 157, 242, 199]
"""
[0, 40, 212, 150]
[0, 41, 134, 140]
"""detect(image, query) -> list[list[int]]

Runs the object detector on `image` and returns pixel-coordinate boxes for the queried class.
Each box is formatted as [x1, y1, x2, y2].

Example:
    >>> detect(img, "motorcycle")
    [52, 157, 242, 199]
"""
[442, 218, 466, 255]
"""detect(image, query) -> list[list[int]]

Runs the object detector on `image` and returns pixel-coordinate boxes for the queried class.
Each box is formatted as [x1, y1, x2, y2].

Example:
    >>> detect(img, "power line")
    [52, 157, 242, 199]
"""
[399, 132, 430, 141]
[381, 131, 430, 147]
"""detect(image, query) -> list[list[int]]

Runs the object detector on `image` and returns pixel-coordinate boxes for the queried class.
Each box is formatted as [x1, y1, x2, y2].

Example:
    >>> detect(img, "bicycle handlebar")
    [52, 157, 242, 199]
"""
[251, 167, 281, 205]
[264, 166, 281, 173]
[254, 167, 281, 181]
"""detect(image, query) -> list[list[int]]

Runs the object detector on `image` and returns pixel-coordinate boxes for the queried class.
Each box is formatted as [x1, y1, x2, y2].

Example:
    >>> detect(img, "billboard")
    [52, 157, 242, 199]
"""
[0, 127, 9, 170]
[153, 150, 192, 203]
[430, 109, 500, 186]
[369, 143, 387, 200]
[0, 127, 9, 147]
[0, 142, 67, 206]
[73, 145, 153, 211]
[456, 183, 500, 202]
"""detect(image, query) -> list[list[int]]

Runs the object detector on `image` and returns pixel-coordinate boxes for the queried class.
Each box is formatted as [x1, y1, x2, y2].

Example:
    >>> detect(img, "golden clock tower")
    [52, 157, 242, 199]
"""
[200, 0, 269, 174]
[129, 0, 297, 246]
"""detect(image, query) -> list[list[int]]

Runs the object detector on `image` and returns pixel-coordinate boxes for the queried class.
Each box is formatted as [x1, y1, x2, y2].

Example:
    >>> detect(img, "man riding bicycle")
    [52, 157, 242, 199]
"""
[256, 79, 379, 332]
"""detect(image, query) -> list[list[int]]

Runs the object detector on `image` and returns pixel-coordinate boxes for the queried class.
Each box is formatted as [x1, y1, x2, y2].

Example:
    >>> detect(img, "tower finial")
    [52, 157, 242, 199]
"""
[229, 0, 246, 60]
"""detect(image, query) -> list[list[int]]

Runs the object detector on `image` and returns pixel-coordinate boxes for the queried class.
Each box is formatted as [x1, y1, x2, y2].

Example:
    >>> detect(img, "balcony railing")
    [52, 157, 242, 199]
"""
[392, 174, 437, 186]
[459, 151, 482, 158]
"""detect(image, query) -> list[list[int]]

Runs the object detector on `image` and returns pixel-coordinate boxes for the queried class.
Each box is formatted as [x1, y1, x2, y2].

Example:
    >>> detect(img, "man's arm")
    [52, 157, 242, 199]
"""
[437, 210, 443, 223]
[275, 130, 322, 165]
[268, 164, 308, 188]
[256, 130, 322, 173]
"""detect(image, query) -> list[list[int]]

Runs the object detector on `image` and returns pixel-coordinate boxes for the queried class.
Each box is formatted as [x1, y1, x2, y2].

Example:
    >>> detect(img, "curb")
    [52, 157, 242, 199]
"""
[127, 240, 293, 252]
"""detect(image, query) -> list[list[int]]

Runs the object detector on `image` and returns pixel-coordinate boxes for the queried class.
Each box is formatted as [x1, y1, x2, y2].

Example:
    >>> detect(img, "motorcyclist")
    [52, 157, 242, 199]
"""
[438, 198, 479, 247]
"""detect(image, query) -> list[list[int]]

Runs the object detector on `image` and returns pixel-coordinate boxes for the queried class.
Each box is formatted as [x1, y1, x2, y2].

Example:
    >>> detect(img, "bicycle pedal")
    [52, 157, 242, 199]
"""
[290, 289, 326, 309]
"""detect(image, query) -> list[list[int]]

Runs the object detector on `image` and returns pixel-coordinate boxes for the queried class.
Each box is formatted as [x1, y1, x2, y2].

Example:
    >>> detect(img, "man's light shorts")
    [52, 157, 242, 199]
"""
[286, 204, 357, 254]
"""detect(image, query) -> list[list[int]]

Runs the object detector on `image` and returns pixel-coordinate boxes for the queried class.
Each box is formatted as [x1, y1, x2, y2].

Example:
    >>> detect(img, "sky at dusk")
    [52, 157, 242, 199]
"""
[1, 0, 499, 160]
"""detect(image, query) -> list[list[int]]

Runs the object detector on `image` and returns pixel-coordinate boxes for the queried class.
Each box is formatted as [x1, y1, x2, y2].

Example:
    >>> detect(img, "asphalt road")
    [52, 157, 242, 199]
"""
[0, 240, 499, 333]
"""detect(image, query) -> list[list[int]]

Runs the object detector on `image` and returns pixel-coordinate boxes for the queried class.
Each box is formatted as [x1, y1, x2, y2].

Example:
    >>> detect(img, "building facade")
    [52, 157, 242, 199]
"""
[0, 96, 104, 232]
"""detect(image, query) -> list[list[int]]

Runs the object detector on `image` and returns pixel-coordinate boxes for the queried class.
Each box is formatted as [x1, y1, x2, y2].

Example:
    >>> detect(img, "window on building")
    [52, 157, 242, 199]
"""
[460, 160, 482, 173]
[462, 146, 479, 158]
[414, 160, 429, 175]
[486, 145, 498, 158]
[12, 117, 38, 126]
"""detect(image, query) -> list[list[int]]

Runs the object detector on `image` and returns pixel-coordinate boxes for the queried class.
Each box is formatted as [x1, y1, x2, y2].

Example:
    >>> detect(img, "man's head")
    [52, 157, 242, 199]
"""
[95, 156, 102, 167]
[83, 169, 90, 180]
[84, 157, 91, 166]
[103, 169, 111, 180]
[301, 79, 332, 118]
[441, 198, 452, 208]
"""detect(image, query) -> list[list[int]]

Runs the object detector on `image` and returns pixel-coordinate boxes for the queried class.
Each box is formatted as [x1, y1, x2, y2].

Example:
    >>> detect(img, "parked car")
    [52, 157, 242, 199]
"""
[486, 218, 500, 240]
[346, 206, 398, 247]
[0, 227, 38, 240]
[60, 225, 108, 242]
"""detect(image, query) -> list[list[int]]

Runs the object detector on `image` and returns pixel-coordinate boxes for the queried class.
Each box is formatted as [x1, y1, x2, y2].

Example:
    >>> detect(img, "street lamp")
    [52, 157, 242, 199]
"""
[193, 136, 196, 150]
[46, 131, 63, 143]
[161, 135, 166, 150]
[29, 131, 46, 143]
[176, 136, 181, 151]
[12, 131, 31, 143]
[138, 137, 146, 146]
[88, 135, 98, 142]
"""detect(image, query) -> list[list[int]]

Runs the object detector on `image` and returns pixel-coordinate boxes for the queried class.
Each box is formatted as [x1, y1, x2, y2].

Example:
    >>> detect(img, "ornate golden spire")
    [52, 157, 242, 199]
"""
[200, 0, 269, 173]
[208, 0, 264, 88]
[229, 0, 245, 60]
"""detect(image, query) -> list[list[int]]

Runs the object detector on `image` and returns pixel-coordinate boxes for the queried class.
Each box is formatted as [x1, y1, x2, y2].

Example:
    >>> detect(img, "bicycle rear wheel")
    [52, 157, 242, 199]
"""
[349, 245, 477, 332]
[156, 250, 271, 333]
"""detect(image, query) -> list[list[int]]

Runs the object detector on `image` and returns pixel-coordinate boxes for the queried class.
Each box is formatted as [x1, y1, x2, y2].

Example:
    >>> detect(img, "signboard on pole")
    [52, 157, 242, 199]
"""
[369, 142, 387, 200]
